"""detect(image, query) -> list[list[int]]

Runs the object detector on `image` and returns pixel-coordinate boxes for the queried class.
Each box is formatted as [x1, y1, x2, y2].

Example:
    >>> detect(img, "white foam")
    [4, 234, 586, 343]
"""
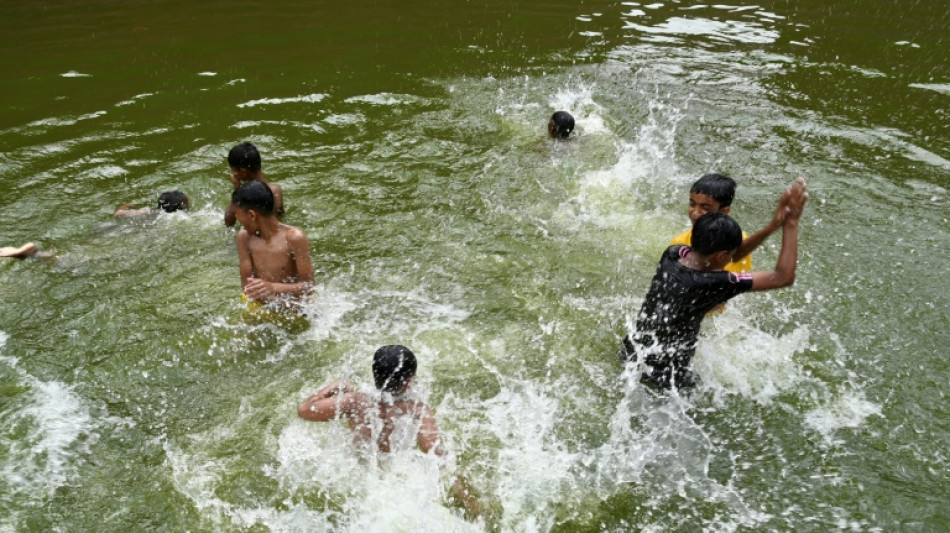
[694, 312, 811, 404]
[804, 390, 882, 444]
[479, 385, 580, 529]
[909, 83, 950, 96]
[167, 416, 477, 531]
[623, 16, 779, 44]
[344, 93, 424, 106]
[0, 355, 96, 524]
[197, 71, 217, 77]
[60, 70, 91, 78]
[324, 113, 366, 126]
[237, 93, 328, 108]
[26, 110, 107, 129]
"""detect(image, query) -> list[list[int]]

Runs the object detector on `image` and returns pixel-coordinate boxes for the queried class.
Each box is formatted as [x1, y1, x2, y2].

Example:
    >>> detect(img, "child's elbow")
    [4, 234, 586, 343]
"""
[297, 402, 315, 420]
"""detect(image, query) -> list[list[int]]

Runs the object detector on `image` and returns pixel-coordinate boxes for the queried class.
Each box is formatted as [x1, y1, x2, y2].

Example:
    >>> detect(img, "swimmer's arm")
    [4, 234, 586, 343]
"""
[748, 181, 807, 291]
[417, 405, 445, 456]
[114, 204, 152, 218]
[224, 202, 237, 227]
[236, 229, 255, 290]
[311, 380, 356, 400]
[734, 187, 791, 260]
[297, 391, 368, 422]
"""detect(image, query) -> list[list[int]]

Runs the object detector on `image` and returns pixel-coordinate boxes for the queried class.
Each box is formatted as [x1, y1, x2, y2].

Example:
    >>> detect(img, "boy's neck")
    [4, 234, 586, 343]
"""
[252, 216, 280, 240]
[680, 249, 722, 272]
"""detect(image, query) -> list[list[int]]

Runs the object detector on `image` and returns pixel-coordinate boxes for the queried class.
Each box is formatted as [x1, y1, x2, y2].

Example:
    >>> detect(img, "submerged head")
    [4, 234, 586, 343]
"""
[372, 345, 418, 394]
[228, 142, 262, 175]
[157, 190, 189, 213]
[688, 173, 736, 224]
[690, 211, 743, 258]
[548, 111, 575, 139]
[232, 179, 274, 218]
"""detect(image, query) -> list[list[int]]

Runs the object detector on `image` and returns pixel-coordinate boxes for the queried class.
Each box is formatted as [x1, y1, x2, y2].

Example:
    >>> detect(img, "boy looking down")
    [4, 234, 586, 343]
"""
[232, 180, 313, 308]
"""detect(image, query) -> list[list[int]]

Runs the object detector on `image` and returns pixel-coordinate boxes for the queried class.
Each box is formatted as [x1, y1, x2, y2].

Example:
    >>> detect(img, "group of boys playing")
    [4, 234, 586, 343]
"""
[2, 124, 808, 517]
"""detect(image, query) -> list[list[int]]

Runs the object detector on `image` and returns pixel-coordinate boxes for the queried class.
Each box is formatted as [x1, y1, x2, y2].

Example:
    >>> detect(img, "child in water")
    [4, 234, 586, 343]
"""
[232, 180, 313, 310]
[548, 111, 575, 139]
[224, 142, 283, 227]
[621, 178, 808, 390]
[671, 173, 791, 273]
[0, 242, 53, 259]
[298, 344, 482, 516]
[114, 190, 190, 218]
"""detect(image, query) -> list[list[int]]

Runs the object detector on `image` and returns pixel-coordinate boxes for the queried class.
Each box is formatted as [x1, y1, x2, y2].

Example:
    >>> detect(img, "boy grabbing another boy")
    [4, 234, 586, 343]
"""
[224, 142, 284, 227]
[232, 180, 313, 309]
[671, 173, 791, 273]
[621, 178, 808, 390]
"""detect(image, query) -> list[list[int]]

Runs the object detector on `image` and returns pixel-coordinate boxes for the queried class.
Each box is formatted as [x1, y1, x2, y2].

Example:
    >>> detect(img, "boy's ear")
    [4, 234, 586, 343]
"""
[720, 205, 731, 215]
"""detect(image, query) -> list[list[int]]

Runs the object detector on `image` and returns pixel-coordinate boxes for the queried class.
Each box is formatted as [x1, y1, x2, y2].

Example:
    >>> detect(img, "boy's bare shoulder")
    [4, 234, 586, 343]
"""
[235, 228, 253, 248]
[279, 223, 309, 242]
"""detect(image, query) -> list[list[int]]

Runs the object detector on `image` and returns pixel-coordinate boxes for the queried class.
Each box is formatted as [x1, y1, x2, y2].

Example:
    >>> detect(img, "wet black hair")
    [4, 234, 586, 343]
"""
[372, 345, 418, 394]
[690, 211, 743, 255]
[550, 111, 575, 138]
[157, 190, 189, 213]
[690, 173, 736, 208]
[228, 142, 262, 171]
[231, 180, 274, 216]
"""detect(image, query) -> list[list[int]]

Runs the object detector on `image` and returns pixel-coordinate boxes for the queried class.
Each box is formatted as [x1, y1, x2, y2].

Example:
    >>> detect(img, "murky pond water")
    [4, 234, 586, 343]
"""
[1, 1, 948, 531]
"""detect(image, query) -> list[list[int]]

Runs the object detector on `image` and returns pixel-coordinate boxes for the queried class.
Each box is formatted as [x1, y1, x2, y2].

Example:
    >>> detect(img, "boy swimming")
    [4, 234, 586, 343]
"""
[298, 344, 481, 516]
[232, 180, 313, 308]
[548, 111, 575, 139]
[622, 178, 808, 390]
[114, 190, 189, 218]
[224, 142, 284, 227]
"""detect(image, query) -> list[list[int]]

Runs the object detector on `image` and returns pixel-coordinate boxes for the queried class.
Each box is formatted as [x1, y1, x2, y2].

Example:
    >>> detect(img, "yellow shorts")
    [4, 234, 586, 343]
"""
[241, 292, 264, 311]
[240, 293, 310, 332]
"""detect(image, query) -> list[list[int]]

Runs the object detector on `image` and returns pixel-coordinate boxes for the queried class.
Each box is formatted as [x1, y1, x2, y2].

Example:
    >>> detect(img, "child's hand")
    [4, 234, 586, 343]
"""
[784, 178, 808, 221]
[244, 278, 274, 301]
[771, 188, 792, 227]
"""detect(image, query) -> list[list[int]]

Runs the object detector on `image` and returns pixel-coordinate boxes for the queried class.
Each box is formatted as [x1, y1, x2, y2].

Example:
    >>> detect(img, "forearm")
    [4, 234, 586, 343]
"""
[310, 380, 353, 400]
[773, 219, 799, 284]
[267, 280, 313, 299]
[735, 220, 781, 259]
[224, 203, 237, 227]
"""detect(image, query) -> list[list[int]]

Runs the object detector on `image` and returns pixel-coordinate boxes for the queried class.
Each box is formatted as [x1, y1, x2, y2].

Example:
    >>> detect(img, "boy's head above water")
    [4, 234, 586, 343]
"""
[688, 173, 737, 224]
[157, 190, 189, 213]
[228, 142, 262, 173]
[232, 179, 274, 216]
[690, 211, 743, 257]
[548, 111, 575, 139]
[372, 345, 417, 394]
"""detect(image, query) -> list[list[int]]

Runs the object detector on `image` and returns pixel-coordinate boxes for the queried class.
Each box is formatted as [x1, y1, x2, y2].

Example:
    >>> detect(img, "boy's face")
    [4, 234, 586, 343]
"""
[234, 207, 257, 231]
[230, 167, 250, 187]
[688, 192, 730, 225]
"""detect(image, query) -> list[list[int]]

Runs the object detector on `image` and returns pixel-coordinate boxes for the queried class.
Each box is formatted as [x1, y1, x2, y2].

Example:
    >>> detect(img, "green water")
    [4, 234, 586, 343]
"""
[1, 1, 948, 531]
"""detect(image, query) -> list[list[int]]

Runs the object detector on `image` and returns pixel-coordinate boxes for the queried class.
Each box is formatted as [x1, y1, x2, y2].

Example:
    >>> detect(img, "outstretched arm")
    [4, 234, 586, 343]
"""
[733, 186, 791, 259]
[297, 382, 364, 422]
[748, 178, 808, 291]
